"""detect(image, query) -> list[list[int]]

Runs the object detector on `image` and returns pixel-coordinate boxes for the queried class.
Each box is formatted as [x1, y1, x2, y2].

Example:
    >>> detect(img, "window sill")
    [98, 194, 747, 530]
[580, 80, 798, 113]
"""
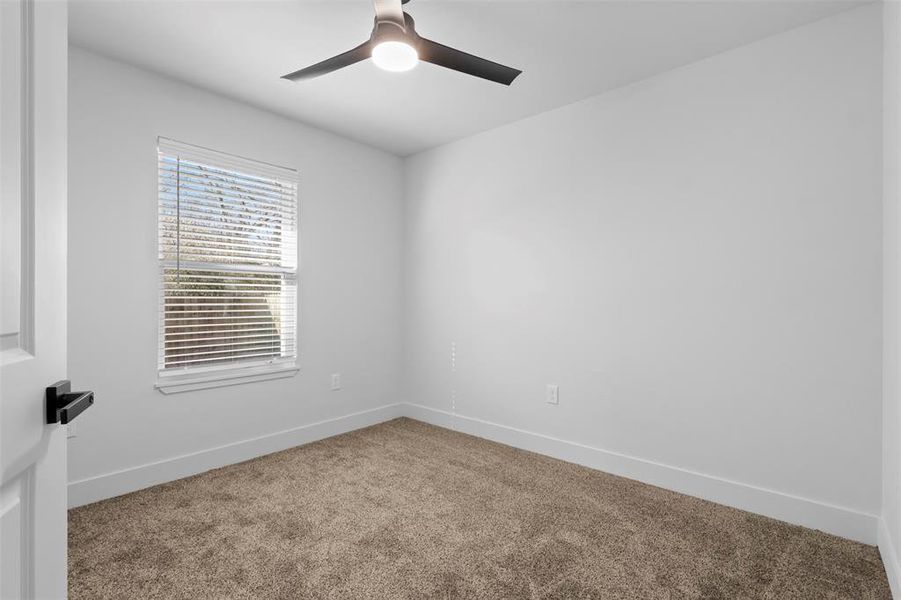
[155, 363, 299, 394]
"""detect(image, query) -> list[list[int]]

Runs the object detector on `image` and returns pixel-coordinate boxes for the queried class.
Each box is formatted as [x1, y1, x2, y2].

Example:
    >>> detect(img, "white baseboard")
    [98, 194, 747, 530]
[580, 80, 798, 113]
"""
[68, 401, 879, 548]
[67, 403, 405, 508]
[880, 518, 901, 598]
[405, 403, 878, 545]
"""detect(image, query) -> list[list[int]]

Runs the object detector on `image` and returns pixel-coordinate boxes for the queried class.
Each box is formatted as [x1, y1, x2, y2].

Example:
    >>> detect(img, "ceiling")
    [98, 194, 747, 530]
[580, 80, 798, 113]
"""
[69, 0, 867, 156]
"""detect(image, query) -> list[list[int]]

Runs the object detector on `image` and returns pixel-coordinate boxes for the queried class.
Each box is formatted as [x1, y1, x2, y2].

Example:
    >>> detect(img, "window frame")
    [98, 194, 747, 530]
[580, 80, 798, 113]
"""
[155, 138, 299, 394]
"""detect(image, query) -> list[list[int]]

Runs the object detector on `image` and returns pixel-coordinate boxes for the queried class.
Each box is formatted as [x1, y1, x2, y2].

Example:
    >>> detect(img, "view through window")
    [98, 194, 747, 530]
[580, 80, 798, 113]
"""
[157, 138, 298, 376]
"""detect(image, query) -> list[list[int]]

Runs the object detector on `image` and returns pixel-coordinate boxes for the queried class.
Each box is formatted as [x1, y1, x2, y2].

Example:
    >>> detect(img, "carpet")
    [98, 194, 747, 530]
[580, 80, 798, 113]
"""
[69, 417, 891, 599]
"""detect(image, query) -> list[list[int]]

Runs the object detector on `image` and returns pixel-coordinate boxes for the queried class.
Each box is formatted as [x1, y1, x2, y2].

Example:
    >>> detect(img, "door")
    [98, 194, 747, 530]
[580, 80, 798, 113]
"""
[1, 0, 69, 598]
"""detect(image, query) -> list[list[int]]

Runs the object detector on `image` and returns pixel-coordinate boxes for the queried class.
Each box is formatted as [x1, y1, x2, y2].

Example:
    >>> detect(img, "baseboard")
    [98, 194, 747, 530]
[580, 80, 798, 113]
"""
[68, 401, 879, 547]
[880, 518, 901, 598]
[67, 403, 405, 508]
[405, 403, 878, 545]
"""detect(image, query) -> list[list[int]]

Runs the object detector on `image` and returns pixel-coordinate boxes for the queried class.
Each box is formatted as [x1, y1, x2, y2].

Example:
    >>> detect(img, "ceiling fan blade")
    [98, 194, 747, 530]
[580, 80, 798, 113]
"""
[417, 37, 521, 86]
[281, 42, 372, 82]
[373, 0, 405, 29]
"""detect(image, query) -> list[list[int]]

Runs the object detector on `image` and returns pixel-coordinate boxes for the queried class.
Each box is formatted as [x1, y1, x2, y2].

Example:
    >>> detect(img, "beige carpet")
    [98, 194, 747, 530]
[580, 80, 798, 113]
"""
[69, 418, 891, 599]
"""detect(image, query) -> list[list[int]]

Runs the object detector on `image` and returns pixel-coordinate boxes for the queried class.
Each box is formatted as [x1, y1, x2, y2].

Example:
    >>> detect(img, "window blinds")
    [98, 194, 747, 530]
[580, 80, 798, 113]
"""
[158, 138, 298, 373]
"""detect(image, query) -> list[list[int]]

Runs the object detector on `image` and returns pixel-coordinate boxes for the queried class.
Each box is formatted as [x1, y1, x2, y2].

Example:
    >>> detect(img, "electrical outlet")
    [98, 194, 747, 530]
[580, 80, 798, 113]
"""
[331, 373, 341, 391]
[546, 384, 559, 405]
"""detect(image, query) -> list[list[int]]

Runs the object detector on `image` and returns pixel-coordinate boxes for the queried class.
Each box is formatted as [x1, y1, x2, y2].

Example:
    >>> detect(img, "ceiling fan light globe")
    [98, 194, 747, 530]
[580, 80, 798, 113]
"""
[371, 41, 418, 72]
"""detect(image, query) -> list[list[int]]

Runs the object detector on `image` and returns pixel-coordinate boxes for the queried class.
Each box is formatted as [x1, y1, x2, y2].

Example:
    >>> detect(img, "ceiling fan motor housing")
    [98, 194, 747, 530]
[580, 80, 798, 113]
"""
[371, 12, 420, 48]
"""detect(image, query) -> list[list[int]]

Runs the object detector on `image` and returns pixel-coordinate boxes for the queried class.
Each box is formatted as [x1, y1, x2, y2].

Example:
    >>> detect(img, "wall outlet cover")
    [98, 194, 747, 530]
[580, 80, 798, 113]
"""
[546, 384, 559, 405]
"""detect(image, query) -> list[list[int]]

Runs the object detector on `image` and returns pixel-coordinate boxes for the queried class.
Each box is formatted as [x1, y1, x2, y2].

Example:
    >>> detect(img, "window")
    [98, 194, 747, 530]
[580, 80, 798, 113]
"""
[156, 138, 298, 393]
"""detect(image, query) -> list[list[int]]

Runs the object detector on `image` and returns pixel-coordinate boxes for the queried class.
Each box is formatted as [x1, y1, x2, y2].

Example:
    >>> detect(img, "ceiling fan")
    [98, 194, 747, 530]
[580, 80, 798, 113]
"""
[281, 0, 522, 86]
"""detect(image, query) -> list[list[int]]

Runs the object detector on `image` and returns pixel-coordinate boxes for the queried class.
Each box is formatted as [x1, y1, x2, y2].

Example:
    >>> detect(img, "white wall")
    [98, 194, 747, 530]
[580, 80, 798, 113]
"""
[67, 5, 888, 550]
[67, 47, 404, 505]
[882, 0, 901, 593]
[402, 5, 883, 541]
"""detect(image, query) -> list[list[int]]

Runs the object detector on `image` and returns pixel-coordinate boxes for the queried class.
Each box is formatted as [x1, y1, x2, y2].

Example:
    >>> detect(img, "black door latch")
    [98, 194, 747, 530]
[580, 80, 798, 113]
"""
[46, 380, 94, 425]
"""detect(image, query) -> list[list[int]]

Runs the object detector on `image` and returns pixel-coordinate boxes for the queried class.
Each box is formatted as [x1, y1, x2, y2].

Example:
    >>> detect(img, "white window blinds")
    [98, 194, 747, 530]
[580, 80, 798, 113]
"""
[157, 138, 298, 374]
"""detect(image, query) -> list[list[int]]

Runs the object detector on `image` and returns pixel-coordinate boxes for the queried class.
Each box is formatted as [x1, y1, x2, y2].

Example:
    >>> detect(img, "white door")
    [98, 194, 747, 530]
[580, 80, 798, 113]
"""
[1, 0, 69, 598]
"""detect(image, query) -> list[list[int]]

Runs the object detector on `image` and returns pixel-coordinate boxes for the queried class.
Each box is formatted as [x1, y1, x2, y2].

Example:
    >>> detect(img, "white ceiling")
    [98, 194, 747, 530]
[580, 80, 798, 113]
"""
[69, 0, 867, 156]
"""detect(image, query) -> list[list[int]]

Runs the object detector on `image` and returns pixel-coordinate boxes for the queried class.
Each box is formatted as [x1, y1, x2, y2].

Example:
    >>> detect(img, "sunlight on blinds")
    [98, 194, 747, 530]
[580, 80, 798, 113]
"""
[157, 138, 298, 373]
